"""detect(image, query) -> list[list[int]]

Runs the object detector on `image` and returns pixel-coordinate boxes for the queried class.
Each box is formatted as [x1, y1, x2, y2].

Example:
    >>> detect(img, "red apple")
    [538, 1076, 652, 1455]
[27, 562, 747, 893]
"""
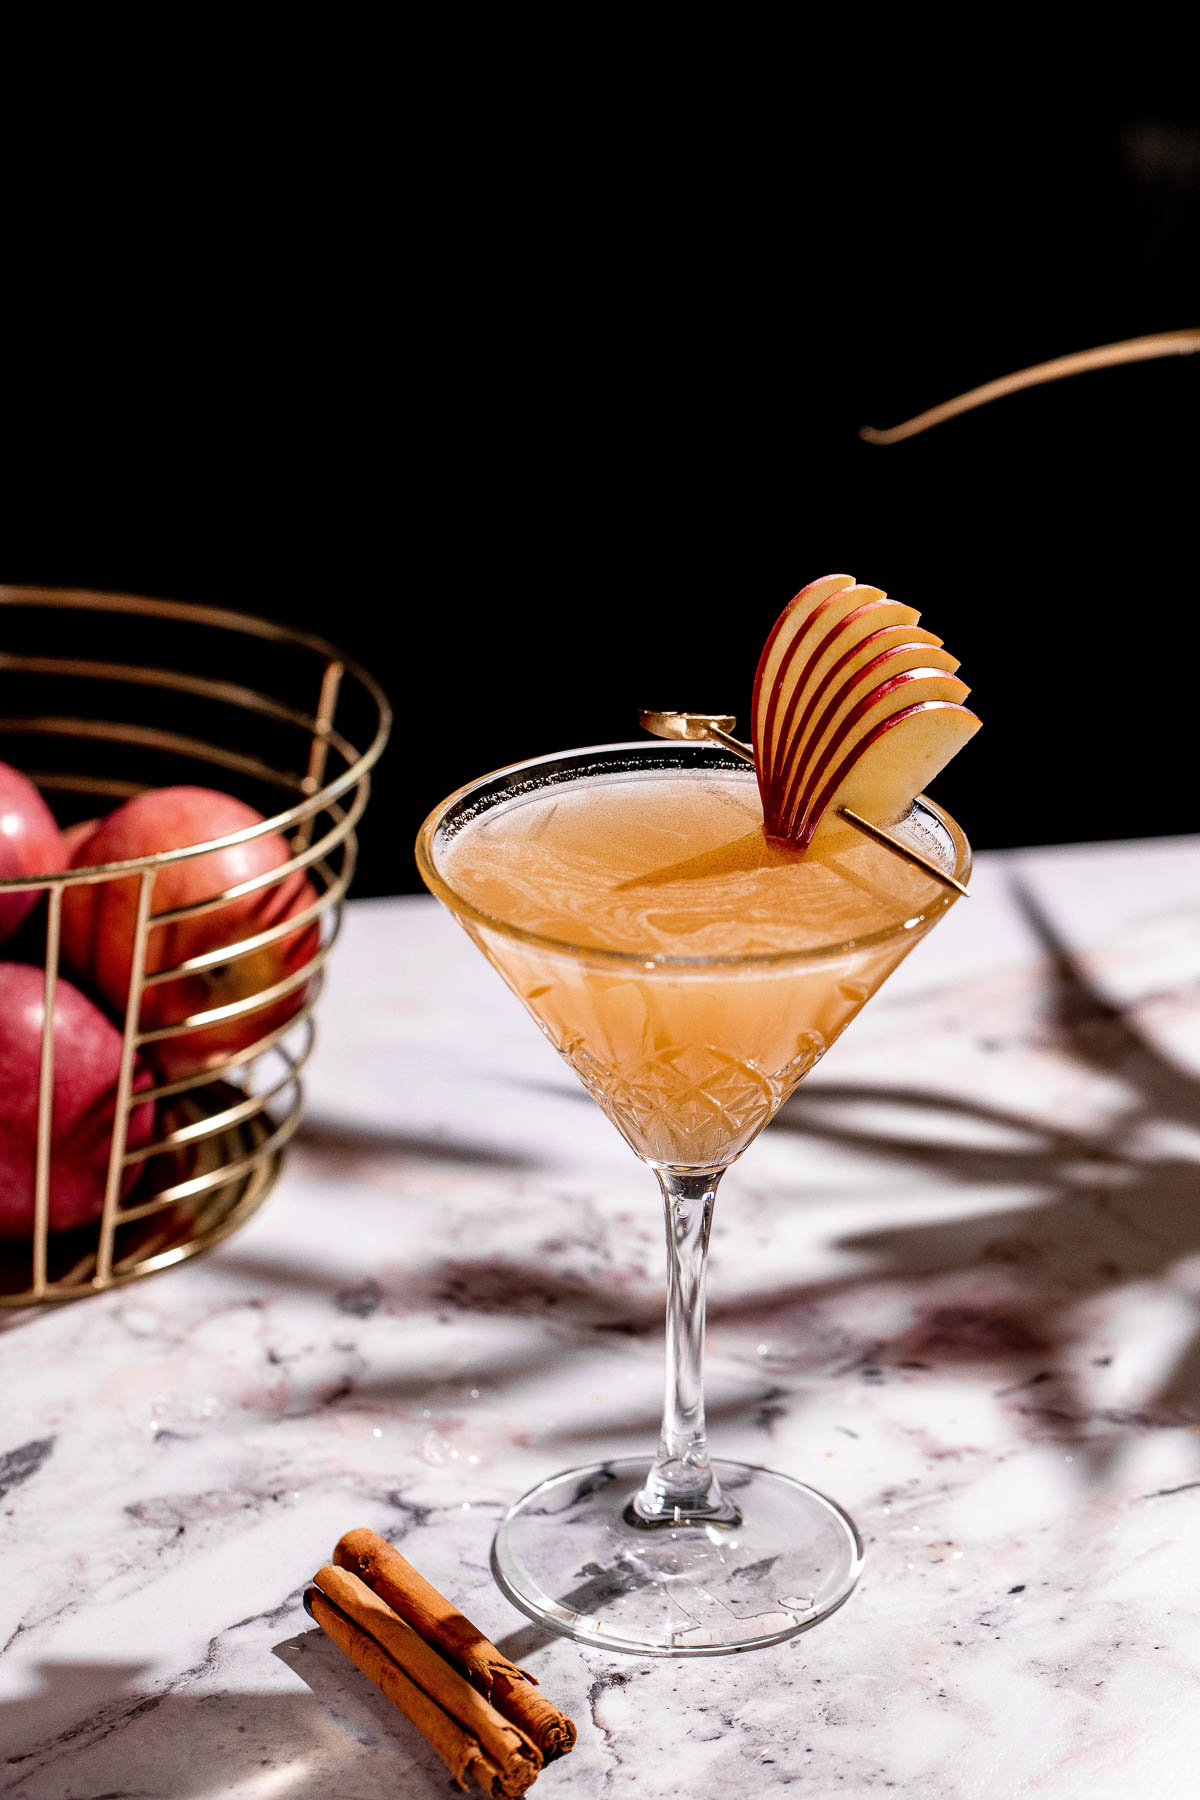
[61, 787, 321, 1080]
[0, 762, 66, 944]
[0, 962, 155, 1237]
[60, 817, 101, 864]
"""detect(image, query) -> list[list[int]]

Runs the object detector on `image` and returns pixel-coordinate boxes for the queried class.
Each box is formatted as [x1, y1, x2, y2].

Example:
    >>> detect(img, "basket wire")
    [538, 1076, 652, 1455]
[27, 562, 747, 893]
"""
[0, 587, 391, 1305]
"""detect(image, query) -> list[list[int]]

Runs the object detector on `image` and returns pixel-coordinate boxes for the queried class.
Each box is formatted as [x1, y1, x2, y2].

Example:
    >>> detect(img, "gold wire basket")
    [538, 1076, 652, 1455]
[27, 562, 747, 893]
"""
[0, 587, 391, 1306]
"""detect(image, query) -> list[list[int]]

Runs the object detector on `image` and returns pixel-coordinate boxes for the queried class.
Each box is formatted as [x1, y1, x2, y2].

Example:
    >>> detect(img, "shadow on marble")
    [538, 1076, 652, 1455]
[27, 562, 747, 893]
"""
[490, 1617, 561, 1665]
[211, 1244, 666, 1337]
[233, 881, 1200, 1486]
[0, 1310, 44, 1337]
[297, 1112, 544, 1171]
[0, 1651, 455, 1800]
[767, 881, 1200, 1477]
[489, 882, 1200, 1480]
[275, 1628, 493, 1799]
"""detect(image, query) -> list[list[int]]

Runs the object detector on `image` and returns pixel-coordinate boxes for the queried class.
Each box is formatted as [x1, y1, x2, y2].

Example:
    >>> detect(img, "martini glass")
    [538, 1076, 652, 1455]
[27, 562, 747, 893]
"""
[416, 740, 969, 1654]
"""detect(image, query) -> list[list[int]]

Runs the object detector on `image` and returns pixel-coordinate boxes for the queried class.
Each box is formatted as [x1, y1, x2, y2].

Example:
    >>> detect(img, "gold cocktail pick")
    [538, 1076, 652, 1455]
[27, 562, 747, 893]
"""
[637, 709, 970, 899]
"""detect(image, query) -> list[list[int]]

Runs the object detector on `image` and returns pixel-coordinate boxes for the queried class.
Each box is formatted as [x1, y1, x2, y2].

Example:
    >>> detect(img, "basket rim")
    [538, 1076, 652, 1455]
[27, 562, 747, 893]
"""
[0, 585, 392, 889]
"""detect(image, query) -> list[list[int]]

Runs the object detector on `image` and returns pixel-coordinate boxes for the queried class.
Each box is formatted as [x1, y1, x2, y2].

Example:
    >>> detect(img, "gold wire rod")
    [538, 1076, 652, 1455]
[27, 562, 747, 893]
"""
[96, 868, 155, 1286]
[113, 1163, 277, 1279]
[0, 748, 372, 889]
[128, 1108, 303, 1212]
[704, 723, 756, 759]
[24, 773, 148, 802]
[122, 1047, 311, 1168]
[25, 1243, 98, 1297]
[859, 328, 1200, 445]
[0, 587, 392, 831]
[116, 1121, 282, 1224]
[113, 1188, 227, 1227]
[0, 584, 347, 642]
[0, 715, 309, 796]
[0, 776, 361, 901]
[0, 652, 356, 756]
[128, 978, 325, 1107]
[142, 1169, 265, 1244]
[638, 710, 969, 898]
[294, 660, 345, 856]
[145, 786, 365, 921]
[123, 1068, 304, 1173]
[115, 1181, 252, 1256]
[113, 1154, 278, 1240]
[0, 585, 393, 714]
[308, 835, 360, 915]
[0, 591, 390, 785]
[31, 887, 62, 1300]
[838, 806, 970, 899]
[135, 913, 343, 1041]
[0, 1154, 277, 1302]
[0, 586, 391, 1307]
[140, 860, 352, 987]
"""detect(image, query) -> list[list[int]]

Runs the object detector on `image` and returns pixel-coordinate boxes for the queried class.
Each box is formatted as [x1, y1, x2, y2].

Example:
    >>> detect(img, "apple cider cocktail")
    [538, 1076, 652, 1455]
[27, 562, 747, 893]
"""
[418, 571, 977, 1654]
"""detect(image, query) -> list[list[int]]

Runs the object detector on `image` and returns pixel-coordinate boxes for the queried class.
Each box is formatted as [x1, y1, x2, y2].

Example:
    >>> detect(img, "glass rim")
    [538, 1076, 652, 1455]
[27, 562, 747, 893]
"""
[414, 740, 972, 970]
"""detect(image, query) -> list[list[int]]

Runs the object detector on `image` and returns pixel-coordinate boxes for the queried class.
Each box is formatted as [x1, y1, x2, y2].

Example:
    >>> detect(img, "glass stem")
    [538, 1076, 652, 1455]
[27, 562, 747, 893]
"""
[629, 1167, 741, 1528]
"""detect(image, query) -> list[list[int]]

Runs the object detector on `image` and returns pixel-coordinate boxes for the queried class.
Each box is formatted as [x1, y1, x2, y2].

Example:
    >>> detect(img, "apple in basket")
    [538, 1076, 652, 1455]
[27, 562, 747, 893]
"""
[61, 787, 321, 1080]
[0, 761, 66, 944]
[0, 962, 155, 1236]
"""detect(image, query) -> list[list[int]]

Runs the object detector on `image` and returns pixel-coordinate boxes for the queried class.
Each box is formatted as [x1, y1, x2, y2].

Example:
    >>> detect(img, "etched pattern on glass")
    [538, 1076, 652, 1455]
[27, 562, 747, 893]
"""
[562, 1033, 825, 1166]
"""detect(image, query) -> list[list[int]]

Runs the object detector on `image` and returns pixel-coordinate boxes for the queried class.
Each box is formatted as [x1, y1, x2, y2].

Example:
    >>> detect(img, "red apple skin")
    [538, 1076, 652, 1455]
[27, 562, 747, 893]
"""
[60, 788, 321, 1080]
[60, 817, 101, 865]
[0, 763, 66, 945]
[773, 649, 967, 835]
[751, 575, 856, 790]
[798, 700, 982, 850]
[775, 667, 970, 841]
[768, 619, 949, 824]
[0, 962, 155, 1237]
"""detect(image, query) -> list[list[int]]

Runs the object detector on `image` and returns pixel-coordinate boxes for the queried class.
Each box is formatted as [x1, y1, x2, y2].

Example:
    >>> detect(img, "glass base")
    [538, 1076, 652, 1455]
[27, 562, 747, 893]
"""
[492, 1456, 863, 1655]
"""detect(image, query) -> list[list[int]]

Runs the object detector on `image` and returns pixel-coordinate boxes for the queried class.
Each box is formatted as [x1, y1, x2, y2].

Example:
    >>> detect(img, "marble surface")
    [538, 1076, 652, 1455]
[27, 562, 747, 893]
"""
[5, 835, 1200, 1798]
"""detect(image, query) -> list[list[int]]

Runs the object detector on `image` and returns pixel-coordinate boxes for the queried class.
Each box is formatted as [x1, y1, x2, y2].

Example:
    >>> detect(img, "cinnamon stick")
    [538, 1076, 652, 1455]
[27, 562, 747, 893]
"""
[313, 1565, 541, 1795]
[305, 1588, 515, 1796]
[333, 1527, 577, 1759]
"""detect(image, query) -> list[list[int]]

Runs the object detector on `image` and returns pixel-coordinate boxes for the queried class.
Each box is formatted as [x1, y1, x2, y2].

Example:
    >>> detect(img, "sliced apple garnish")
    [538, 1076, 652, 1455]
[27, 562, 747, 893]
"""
[805, 702, 982, 850]
[772, 641, 965, 832]
[754, 577, 875, 787]
[756, 584, 911, 789]
[773, 666, 970, 839]
[764, 600, 936, 795]
[752, 574, 854, 784]
[752, 572, 979, 850]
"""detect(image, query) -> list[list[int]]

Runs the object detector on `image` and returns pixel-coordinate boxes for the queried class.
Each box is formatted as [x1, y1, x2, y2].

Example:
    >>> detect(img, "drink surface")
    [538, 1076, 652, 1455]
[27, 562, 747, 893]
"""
[441, 767, 944, 958]
[434, 761, 961, 1167]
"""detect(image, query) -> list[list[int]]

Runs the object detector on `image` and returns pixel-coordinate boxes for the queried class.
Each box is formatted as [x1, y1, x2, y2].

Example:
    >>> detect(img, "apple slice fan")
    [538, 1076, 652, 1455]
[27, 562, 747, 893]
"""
[751, 575, 979, 850]
[640, 572, 980, 895]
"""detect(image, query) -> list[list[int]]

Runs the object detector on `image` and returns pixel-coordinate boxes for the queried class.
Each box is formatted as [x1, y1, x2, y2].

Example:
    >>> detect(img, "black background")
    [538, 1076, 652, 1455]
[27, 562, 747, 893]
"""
[2, 73, 1197, 896]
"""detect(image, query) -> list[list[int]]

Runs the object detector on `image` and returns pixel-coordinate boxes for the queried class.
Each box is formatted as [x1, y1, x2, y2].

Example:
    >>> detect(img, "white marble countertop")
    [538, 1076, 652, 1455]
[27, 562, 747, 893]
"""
[5, 835, 1200, 1799]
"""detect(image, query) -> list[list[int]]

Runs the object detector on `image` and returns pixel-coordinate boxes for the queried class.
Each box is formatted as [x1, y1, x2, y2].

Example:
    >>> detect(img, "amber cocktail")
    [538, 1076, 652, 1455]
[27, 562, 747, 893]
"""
[417, 740, 969, 1653]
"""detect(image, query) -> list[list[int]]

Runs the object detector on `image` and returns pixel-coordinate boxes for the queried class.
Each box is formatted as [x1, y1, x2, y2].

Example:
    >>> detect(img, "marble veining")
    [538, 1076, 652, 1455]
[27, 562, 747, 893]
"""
[3, 836, 1200, 1795]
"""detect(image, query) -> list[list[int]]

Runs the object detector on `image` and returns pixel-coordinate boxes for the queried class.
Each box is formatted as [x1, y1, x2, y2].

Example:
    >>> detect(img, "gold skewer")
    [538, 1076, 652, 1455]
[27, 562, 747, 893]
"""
[637, 709, 970, 899]
[834, 805, 969, 897]
[858, 327, 1200, 446]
